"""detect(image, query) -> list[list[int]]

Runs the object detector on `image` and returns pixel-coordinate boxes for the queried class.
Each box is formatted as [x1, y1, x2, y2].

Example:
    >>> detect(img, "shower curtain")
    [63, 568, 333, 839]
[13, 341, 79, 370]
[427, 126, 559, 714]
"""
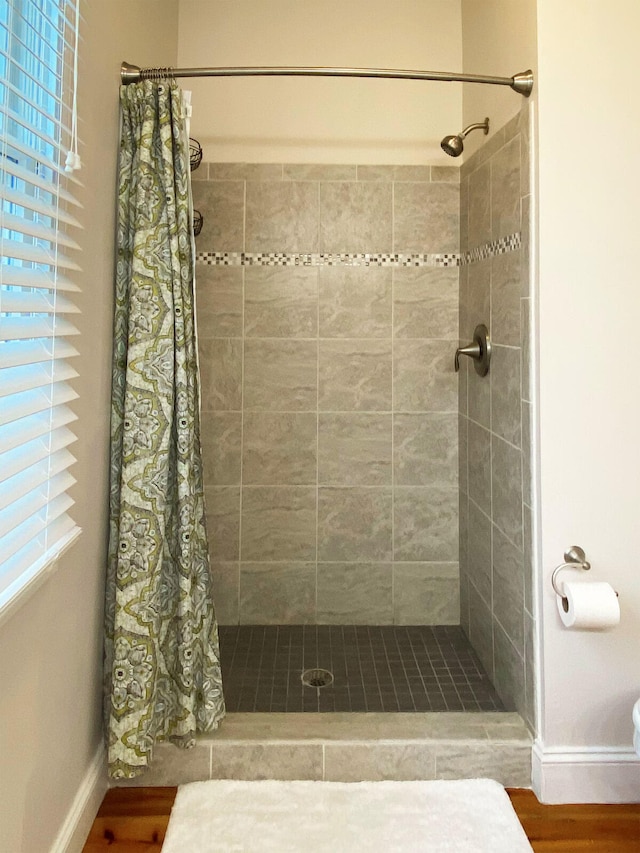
[104, 79, 224, 779]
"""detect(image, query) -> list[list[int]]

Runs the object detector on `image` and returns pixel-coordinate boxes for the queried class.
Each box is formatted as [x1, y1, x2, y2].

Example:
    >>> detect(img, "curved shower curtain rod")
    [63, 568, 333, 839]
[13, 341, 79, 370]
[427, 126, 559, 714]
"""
[120, 61, 534, 96]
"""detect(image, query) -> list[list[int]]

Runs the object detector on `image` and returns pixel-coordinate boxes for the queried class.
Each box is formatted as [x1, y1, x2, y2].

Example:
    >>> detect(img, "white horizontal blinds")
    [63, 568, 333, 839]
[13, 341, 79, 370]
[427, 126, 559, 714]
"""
[0, 0, 81, 604]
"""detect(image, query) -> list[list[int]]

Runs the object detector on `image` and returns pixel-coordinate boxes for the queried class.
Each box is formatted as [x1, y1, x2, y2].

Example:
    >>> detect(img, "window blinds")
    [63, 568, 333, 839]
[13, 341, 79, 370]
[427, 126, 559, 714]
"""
[0, 0, 81, 609]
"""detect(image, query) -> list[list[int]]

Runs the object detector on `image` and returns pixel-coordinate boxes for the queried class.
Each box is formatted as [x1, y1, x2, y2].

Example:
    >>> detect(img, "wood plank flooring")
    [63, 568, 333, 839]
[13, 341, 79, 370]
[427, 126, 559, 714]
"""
[83, 786, 640, 852]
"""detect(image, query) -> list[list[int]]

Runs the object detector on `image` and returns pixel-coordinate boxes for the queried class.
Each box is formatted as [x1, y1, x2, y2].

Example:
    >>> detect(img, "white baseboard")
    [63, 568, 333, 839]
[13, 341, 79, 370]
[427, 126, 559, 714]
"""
[532, 740, 640, 803]
[51, 743, 108, 853]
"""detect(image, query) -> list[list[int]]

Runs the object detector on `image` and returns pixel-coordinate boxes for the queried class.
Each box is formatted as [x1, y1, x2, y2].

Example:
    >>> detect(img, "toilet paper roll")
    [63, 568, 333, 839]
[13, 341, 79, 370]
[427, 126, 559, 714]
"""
[557, 581, 620, 629]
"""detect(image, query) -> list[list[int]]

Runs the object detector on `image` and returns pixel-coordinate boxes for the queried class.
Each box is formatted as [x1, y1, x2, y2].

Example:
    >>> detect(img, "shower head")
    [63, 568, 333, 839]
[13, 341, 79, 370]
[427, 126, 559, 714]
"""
[440, 134, 465, 157]
[440, 117, 490, 157]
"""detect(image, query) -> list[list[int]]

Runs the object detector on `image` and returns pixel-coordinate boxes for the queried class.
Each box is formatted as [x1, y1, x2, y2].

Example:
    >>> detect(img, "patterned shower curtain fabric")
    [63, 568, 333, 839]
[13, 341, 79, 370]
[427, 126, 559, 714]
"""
[104, 79, 225, 779]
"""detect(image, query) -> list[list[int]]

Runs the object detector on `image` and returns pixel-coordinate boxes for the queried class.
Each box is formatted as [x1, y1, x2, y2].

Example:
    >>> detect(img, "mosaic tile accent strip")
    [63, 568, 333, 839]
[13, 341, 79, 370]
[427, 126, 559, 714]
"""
[462, 233, 521, 265]
[196, 251, 460, 268]
[195, 234, 520, 270]
[219, 624, 505, 713]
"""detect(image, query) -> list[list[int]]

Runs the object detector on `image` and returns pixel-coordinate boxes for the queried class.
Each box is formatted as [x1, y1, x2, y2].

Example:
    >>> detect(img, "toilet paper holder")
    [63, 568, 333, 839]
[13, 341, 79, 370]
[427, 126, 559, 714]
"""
[551, 546, 591, 601]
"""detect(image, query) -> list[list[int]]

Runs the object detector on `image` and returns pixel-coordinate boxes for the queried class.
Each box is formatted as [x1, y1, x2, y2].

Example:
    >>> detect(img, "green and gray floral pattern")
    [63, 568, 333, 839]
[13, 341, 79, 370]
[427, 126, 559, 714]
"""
[104, 80, 224, 779]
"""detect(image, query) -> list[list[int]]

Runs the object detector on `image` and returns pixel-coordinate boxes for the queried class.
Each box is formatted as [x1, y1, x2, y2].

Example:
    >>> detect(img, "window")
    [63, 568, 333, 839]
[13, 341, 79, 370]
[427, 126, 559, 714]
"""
[0, 0, 81, 616]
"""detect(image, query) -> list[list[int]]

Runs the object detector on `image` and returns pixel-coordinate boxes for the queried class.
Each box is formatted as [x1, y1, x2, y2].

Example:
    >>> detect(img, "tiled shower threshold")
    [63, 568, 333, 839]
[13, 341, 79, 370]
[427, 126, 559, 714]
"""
[115, 712, 532, 787]
[114, 627, 532, 788]
[219, 625, 504, 713]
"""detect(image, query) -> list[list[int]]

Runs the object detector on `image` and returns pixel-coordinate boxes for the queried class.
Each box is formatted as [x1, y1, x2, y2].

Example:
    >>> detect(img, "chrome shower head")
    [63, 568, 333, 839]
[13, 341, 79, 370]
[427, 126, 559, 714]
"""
[440, 117, 490, 157]
[440, 134, 465, 157]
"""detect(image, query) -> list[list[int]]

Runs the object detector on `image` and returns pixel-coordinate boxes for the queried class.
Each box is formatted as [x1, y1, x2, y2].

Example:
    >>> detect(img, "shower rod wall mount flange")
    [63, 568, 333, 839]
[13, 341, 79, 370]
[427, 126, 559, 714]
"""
[120, 61, 533, 96]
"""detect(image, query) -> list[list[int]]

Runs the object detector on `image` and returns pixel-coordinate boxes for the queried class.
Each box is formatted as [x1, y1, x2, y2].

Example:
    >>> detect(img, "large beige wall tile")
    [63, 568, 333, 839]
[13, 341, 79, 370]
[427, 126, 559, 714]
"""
[241, 486, 317, 561]
[393, 267, 459, 340]
[492, 525, 524, 654]
[244, 339, 317, 411]
[467, 499, 492, 608]
[319, 267, 392, 338]
[491, 435, 523, 549]
[239, 562, 316, 624]
[493, 622, 525, 714]
[245, 181, 319, 252]
[459, 488, 469, 580]
[393, 563, 460, 625]
[491, 136, 521, 240]
[319, 339, 392, 412]
[459, 174, 469, 253]
[458, 413, 468, 494]
[318, 413, 392, 486]
[522, 401, 532, 508]
[491, 251, 521, 346]
[468, 583, 494, 680]
[243, 412, 317, 485]
[318, 487, 392, 561]
[520, 196, 530, 298]
[196, 266, 243, 338]
[357, 165, 432, 182]
[205, 486, 240, 561]
[319, 182, 392, 252]
[431, 167, 460, 184]
[317, 563, 393, 624]
[244, 267, 318, 338]
[393, 183, 459, 252]
[394, 412, 458, 487]
[524, 611, 535, 731]
[467, 162, 491, 250]
[393, 340, 457, 412]
[210, 164, 283, 181]
[211, 561, 240, 625]
[199, 338, 242, 411]
[192, 181, 244, 252]
[284, 164, 356, 181]
[394, 486, 458, 562]
[464, 257, 490, 340]
[467, 421, 491, 510]
[521, 297, 532, 403]
[491, 345, 521, 447]
[467, 367, 490, 429]
[201, 411, 242, 485]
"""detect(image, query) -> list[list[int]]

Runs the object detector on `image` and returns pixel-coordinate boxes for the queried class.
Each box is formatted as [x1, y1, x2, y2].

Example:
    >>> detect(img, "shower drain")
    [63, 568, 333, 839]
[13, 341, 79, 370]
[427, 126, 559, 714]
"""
[301, 668, 334, 689]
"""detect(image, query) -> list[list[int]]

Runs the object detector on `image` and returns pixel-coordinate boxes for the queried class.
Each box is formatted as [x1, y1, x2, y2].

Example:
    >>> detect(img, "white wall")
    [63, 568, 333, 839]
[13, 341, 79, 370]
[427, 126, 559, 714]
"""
[461, 0, 537, 157]
[0, 3, 179, 851]
[462, 0, 640, 805]
[177, 0, 462, 164]
[534, 0, 640, 802]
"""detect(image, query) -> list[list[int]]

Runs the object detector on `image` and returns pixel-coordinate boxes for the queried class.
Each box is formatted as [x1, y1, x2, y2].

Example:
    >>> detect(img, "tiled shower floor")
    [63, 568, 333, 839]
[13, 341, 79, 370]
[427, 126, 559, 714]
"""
[219, 625, 504, 713]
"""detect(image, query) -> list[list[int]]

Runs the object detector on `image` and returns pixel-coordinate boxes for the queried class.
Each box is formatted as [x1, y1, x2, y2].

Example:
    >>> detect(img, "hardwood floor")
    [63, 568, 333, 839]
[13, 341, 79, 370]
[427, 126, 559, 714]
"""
[508, 789, 640, 852]
[83, 786, 640, 852]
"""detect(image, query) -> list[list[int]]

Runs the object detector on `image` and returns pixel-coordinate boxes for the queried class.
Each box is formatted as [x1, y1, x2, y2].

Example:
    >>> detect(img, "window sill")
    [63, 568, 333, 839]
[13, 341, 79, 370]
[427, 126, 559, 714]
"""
[0, 526, 83, 631]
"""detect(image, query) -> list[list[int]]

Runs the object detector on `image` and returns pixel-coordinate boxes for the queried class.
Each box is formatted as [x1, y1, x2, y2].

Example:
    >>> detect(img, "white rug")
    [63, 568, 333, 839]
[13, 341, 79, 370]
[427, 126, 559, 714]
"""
[161, 778, 533, 852]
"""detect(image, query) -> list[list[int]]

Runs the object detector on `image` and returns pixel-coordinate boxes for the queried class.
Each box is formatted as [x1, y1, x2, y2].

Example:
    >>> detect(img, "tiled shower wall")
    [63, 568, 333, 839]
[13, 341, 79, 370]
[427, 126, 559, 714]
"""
[458, 104, 534, 727]
[192, 165, 461, 626]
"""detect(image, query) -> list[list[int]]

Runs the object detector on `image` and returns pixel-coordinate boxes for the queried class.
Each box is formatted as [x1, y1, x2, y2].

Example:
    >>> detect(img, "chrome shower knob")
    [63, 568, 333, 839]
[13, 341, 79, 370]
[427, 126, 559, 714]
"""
[454, 324, 491, 376]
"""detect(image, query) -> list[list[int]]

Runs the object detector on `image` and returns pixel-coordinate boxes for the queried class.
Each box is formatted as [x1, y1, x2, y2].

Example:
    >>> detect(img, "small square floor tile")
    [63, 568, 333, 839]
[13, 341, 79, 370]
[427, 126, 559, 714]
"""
[219, 625, 504, 713]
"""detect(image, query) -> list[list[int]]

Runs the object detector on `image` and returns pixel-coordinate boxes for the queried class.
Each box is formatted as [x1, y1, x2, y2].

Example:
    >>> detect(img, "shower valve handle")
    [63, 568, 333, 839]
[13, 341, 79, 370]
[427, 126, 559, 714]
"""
[454, 341, 481, 370]
[454, 324, 491, 377]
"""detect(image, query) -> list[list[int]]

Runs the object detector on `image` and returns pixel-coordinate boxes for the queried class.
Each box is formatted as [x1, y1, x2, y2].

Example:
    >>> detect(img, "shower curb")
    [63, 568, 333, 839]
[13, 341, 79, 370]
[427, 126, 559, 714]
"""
[112, 712, 532, 788]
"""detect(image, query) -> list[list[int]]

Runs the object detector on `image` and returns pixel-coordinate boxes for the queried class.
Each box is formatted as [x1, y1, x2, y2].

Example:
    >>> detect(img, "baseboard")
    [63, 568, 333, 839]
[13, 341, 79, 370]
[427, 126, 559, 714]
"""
[51, 743, 108, 853]
[532, 740, 640, 803]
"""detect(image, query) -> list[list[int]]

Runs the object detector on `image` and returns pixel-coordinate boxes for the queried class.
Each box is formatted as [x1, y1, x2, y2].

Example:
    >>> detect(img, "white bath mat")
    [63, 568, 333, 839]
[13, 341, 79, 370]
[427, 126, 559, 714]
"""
[161, 778, 532, 852]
